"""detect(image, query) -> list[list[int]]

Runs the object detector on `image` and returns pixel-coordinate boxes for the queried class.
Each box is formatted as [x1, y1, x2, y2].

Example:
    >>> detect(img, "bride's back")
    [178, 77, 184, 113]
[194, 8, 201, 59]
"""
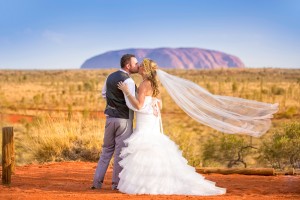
[135, 96, 160, 134]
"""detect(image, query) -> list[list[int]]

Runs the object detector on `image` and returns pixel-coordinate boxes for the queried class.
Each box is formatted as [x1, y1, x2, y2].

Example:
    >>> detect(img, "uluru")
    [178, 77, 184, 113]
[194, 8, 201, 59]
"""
[80, 48, 245, 69]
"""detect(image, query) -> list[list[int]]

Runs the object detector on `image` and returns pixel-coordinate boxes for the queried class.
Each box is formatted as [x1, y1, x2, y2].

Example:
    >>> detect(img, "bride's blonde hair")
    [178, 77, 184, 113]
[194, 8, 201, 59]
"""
[141, 58, 160, 97]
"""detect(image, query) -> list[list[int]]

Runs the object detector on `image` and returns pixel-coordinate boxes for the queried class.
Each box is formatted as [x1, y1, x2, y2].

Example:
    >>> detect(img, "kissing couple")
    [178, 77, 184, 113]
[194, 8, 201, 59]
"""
[91, 54, 278, 195]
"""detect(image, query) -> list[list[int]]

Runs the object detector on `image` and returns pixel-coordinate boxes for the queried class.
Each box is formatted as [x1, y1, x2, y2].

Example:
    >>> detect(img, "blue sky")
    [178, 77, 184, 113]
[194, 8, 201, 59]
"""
[0, 0, 299, 69]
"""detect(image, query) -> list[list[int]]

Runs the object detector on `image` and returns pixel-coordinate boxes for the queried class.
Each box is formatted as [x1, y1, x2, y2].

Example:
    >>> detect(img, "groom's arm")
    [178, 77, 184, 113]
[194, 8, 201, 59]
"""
[123, 78, 153, 114]
[123, 78, 138, 111]
[101, 79, 107, 99]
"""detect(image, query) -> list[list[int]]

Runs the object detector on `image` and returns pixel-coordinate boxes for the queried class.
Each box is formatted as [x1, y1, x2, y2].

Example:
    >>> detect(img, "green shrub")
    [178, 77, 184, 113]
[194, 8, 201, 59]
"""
[259, 122, 300, 169]
[202, 134, 256, 168]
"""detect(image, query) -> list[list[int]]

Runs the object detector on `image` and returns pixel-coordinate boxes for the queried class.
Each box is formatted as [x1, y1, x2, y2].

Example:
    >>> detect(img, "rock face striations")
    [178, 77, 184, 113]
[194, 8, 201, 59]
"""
[81, 48, 245, 69]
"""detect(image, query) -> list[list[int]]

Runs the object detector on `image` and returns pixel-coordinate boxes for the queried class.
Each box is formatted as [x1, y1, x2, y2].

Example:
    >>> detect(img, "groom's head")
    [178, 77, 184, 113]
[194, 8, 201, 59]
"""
[120, 54, 139, 74]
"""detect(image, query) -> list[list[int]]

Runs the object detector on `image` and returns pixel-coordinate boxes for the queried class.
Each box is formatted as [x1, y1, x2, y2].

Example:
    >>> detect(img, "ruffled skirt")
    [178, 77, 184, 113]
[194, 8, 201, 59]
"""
[117, 126, 226, 195]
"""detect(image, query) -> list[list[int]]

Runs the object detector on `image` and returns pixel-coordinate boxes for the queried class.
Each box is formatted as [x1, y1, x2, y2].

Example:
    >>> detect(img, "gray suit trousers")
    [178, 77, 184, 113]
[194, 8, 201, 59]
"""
[92, 117, 133, 188]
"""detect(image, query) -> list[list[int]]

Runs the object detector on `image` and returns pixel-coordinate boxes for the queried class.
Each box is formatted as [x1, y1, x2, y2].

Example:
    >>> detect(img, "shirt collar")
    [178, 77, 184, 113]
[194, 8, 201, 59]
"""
[119, 68, 129, 75]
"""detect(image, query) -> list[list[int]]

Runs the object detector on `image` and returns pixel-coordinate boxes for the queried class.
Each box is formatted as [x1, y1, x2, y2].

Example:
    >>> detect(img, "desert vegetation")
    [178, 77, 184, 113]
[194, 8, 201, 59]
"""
[0, 68, 299, 169]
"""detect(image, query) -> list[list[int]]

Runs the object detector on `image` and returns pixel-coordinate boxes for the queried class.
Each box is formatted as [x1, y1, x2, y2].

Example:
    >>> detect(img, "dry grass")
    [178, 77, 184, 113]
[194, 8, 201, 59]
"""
[0, 68, 299, 166]
[1, 115, 105, 165]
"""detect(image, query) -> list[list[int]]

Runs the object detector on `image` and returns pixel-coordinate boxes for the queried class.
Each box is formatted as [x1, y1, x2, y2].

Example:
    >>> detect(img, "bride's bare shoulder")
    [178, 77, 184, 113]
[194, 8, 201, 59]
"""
[138, 80, 152, 95]
[139, 80, 151, 87]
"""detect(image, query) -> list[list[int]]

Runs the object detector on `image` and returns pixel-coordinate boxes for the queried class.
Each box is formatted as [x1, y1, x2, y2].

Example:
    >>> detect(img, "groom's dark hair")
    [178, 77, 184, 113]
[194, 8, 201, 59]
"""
[120, 54, 135, 68]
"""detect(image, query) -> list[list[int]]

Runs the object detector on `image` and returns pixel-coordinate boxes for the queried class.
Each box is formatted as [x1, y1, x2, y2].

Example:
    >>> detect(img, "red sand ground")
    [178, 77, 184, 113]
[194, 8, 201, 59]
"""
[1, 113, 35, 123]
[1, 162, 299, 200]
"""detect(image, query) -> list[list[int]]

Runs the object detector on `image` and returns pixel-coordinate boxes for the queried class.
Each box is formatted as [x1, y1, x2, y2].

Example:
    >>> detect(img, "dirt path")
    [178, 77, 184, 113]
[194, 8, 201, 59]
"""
[1, 162, 299, 200]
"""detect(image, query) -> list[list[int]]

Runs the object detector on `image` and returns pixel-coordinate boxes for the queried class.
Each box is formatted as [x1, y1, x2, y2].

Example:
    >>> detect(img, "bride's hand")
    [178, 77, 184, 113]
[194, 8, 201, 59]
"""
[117, 81, 130, 95]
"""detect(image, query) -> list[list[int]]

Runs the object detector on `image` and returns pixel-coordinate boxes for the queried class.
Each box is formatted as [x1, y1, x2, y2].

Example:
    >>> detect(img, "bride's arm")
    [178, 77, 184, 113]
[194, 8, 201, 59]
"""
[118, 81, 146, 110]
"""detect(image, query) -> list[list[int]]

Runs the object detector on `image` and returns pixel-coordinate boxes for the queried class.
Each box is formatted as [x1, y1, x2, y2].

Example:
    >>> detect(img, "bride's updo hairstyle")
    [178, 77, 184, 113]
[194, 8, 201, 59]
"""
[141, 58, 160, 97]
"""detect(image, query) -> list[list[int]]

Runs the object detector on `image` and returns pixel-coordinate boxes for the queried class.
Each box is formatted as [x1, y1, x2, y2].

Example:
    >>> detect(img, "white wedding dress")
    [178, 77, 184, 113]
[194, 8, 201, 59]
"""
[117, 96, 226, 195]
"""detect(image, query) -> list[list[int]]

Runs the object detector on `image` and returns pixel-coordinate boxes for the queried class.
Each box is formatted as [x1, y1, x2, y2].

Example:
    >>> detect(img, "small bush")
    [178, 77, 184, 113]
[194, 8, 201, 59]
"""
[83, 82, 94, 91]
[259, 122, 300, 169]
[202, 134, 256, 168]
[271, 85, 285, 95]
[277, 106, 299, 119]
[232, 82, 238, 93]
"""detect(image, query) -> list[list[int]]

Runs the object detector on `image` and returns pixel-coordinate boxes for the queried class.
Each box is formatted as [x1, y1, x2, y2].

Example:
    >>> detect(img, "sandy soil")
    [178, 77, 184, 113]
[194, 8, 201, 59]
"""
[1, 113, 35, 123]
[1, 162, 299, 200]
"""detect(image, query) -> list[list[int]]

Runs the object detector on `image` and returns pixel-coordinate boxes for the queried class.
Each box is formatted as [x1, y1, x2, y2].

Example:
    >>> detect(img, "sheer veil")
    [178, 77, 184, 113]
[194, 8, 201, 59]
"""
[156, 69, 279, 137]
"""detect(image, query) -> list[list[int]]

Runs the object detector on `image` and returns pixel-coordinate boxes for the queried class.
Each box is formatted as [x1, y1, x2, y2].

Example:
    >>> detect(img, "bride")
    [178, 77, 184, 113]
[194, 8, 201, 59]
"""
[117, 58, 278, 195]
[116, 58, 226, 195]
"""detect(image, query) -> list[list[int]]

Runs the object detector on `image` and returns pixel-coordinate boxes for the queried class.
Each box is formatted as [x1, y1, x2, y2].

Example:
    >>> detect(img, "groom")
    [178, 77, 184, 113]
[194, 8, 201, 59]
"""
[91, 54, 146, 190]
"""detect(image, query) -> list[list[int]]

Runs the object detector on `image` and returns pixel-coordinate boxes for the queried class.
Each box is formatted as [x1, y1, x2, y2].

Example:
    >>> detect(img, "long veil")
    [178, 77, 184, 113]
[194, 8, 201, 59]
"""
[156, 69, 279, 137]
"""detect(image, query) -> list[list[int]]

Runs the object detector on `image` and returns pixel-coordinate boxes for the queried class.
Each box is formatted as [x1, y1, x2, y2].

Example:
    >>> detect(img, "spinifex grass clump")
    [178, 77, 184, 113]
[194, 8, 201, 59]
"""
[22, 116, 105, 163]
